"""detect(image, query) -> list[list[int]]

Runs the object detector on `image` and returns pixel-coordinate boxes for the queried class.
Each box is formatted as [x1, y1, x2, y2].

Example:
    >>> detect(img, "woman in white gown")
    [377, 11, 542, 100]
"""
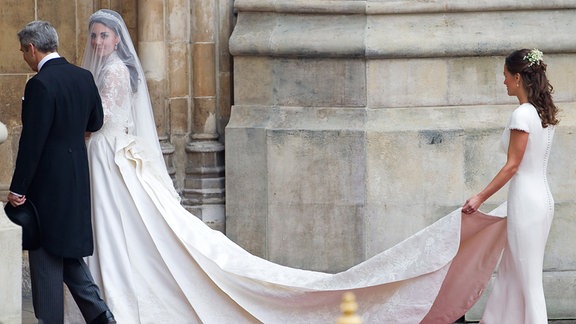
[463, 48, 558, 323]
[67, 9, 554, 324]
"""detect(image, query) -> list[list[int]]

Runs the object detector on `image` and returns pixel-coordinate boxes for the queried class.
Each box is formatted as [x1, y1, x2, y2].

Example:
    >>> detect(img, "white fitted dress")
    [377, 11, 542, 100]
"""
[481, 103, 555, 324]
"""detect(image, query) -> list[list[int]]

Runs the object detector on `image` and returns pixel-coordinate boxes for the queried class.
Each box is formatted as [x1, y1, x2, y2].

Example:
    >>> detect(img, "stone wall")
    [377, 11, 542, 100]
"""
[0, 207, 21, 323]
[1, 0, 575, 320]
[0, 0, 235, 304]
[0, 0, 124, 205]
[0, 0, 235, 229]
[0, 120, 21, 323]
[228, 0, 576, 319]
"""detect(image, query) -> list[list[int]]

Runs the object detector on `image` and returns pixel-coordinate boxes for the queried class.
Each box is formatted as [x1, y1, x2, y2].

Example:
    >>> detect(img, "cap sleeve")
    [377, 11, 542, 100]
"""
[508, 104, 534, 133]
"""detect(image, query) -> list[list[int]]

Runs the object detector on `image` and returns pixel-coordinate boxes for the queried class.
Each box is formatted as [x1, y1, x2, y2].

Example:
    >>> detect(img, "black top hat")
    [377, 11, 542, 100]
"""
[4, 200, 41, 250]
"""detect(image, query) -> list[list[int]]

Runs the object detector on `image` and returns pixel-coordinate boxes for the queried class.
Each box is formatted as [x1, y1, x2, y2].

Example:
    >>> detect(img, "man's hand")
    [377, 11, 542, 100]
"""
[7, 192, 26, 207]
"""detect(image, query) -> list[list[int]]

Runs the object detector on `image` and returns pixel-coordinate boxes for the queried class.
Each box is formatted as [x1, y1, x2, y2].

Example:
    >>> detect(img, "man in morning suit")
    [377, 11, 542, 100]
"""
[6, 20, 116, 324]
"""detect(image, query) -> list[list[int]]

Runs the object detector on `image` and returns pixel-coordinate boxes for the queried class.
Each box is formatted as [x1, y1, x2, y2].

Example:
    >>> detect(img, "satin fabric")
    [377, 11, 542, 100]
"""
[66, 126, 507, 322]
[480, 104, 554, 323]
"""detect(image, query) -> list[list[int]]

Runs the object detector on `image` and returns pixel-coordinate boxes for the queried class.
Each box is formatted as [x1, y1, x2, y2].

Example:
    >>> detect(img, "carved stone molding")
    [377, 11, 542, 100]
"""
[235, 0, 576, 14]
[230, 5, 576, 58]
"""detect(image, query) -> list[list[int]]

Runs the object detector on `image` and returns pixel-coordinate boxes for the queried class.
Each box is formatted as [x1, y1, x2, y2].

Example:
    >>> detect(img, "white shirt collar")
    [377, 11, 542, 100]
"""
[38, 52, 61, 71]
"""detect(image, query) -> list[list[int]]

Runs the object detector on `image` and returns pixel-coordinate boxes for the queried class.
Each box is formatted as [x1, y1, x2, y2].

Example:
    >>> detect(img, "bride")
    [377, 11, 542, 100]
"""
[67, 9, 556, 324]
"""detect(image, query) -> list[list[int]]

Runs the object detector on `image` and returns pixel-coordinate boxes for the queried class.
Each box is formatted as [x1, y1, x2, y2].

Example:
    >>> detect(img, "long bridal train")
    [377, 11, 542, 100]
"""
[66, 121, 508, 322]
[64, 155, 507, 323]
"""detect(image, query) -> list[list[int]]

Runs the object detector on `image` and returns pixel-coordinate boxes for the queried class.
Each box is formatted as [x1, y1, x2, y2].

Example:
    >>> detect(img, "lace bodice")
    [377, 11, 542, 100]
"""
[94, 52, 133, 136]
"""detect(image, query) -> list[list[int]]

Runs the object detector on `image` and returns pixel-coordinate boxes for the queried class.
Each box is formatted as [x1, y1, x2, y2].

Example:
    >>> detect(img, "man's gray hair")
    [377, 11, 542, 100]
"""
[17, 21, 58, 53]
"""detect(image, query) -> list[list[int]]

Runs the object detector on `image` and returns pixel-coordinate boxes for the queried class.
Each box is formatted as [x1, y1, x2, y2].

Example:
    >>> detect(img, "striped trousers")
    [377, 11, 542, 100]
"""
[29, 247, 110, 323]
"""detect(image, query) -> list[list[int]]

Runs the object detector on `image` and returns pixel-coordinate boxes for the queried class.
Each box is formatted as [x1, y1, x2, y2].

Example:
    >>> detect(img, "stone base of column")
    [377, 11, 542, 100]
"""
[160, 137, 177, 182]
[183, 139, 225, 232]
[185, 204, 225, 232]
[0, 203, 22, 323]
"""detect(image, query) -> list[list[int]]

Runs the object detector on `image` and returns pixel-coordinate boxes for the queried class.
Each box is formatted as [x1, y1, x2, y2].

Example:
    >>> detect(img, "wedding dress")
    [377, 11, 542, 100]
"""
[64, 9, 516, 324]
[74, 95, 509, 322]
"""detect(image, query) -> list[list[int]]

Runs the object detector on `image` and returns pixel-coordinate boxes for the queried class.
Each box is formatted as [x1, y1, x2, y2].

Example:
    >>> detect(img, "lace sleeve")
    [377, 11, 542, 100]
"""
[99, 62, 131, 124]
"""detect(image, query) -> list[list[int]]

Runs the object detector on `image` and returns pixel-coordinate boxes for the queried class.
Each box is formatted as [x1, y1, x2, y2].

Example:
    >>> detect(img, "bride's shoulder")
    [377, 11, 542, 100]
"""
[102, 55, 128, 74]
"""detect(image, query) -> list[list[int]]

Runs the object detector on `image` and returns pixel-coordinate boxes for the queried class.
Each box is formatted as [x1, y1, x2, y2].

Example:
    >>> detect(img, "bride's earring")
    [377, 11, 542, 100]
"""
[114, 43, 118, 50]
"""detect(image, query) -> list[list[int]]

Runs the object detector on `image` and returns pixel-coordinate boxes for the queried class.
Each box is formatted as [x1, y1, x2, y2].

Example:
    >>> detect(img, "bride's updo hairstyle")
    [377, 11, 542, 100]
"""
[88, 9, 139, 93]
[505, 49, 559, 128]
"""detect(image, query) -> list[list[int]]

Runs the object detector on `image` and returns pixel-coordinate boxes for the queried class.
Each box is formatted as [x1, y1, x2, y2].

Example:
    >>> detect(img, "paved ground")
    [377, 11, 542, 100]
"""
[22, 295, 576, 324]
[22, 296, 34, 324]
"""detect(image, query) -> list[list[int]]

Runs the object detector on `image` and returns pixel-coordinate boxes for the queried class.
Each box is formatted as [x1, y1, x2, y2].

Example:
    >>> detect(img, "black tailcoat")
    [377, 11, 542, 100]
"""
[10, 57, 103, 258]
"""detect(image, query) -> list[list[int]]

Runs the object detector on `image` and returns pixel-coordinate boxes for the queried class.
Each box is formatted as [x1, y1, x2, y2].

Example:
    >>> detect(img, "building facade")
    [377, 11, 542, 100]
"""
[0, 0, 575, 320]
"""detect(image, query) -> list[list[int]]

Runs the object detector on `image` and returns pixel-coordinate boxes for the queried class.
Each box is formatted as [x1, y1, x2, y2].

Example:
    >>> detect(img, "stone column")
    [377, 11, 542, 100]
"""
[166, 0, 191, 191]
[182, 0, 226, 231]
[228, 0, 576, 319]
[0, 120, 22, 323]
[137, 0, 178, 180]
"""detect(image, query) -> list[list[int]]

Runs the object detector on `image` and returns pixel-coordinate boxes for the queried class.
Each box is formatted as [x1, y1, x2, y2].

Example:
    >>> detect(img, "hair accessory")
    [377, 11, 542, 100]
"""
[523, 48, 543, 67]
[90, 10, 122, 25]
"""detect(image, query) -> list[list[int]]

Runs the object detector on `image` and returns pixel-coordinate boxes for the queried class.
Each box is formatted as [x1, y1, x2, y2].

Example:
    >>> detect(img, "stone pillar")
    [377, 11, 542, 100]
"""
[182, 0, 226, 231]
[166, 0, 191, 191]
[137, 0, 178, 180]
[228, 0, 576, 319]
[0, 120, 22, 323]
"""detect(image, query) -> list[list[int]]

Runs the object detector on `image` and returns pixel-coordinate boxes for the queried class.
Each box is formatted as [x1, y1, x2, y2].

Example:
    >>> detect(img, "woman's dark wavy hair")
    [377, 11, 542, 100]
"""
[505, 49, 559, 127]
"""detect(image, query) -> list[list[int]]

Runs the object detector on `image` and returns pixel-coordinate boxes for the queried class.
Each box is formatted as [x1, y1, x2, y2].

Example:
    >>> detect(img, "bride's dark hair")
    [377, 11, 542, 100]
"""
[89, 9, 139, 93]
[505, 49, 558, 127]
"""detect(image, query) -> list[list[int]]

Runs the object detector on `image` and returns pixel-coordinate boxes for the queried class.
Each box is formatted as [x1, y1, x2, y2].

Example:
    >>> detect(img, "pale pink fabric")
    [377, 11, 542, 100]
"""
[422, 211, 507, 323]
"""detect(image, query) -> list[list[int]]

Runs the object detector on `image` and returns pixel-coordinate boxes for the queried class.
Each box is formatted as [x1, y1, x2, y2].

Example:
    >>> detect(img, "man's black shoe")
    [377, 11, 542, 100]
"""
[90, 310, 117, 324]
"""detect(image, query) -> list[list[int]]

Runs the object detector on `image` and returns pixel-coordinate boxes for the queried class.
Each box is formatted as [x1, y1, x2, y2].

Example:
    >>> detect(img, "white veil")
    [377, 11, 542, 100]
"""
[83, 9, 179, 200]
